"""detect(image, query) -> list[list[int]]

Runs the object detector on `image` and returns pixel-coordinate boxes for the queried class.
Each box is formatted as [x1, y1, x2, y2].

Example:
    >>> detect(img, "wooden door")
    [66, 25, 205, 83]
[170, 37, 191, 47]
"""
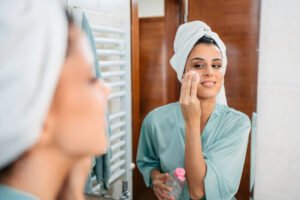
[131, 0, 180, 199]
[188, 0, 260, 199]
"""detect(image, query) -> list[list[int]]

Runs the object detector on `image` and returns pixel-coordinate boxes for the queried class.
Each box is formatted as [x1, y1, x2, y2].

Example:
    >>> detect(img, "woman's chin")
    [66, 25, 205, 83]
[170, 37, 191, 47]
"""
[197, 93, 218, 100]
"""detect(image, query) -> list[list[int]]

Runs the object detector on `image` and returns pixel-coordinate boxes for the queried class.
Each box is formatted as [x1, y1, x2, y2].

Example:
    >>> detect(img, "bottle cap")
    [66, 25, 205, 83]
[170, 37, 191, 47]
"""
[174, 168, 185, 177]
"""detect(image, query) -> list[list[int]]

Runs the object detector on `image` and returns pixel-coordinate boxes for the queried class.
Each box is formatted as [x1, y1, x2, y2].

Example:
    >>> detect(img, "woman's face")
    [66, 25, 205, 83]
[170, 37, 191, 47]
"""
[47, 25, 110, 157]
[184, 43, 224, 100]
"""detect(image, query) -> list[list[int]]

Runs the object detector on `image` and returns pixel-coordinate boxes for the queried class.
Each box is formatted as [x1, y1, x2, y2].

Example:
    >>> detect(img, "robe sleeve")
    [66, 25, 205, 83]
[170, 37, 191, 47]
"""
[136, 113, 160, 187]
[203, 114, 251, 200]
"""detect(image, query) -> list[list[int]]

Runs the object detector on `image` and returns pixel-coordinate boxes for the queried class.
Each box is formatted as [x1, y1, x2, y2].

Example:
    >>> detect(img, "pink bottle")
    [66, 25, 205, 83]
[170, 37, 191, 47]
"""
[166, 168, 186, 200]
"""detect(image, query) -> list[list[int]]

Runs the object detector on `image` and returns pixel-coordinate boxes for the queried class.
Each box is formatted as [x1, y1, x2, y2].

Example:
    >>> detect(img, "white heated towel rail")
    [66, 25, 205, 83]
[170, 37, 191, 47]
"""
[87, 8, 133, 187]
[67, 3, 133, 198]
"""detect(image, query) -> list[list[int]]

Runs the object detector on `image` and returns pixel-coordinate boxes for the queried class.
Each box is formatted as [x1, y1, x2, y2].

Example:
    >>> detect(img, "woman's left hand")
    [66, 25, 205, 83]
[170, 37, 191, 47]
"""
[179, 71, 201, 126]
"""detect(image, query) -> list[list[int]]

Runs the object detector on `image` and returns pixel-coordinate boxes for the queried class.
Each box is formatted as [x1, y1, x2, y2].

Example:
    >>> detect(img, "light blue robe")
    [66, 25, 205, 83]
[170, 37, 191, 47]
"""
[0, 184, 38, 200]
[136, 102, 250, 200]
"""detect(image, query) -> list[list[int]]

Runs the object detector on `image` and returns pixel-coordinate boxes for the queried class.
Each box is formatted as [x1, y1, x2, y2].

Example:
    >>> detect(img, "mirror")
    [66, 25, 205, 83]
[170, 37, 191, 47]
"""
[68, 0, 259, 199]
[134, 0, 259, 199]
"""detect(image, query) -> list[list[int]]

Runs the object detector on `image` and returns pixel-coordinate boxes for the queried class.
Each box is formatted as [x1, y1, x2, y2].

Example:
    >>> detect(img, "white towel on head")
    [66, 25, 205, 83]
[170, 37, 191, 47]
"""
[0, 0, 68, 169]
[170, 21, 228, 105]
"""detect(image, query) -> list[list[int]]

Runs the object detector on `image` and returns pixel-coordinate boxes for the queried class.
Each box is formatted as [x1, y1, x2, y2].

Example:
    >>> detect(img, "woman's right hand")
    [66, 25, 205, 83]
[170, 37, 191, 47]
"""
[152, 172, 174, 200]
[179, 71, 201, 126]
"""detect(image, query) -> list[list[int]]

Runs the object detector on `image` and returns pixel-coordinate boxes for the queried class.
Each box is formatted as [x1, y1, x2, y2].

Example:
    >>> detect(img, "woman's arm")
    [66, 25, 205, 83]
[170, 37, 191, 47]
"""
[136, 114, 173, 200]
[185, 123, 207, 199]
[180, 71, 206, 199]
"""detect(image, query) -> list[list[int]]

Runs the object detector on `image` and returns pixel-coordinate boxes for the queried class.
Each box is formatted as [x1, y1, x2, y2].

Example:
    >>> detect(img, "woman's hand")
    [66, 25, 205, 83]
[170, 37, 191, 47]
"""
[179, 71, 201, 126]
[58, 157, 92, 200]
[152, 172, 174, 200]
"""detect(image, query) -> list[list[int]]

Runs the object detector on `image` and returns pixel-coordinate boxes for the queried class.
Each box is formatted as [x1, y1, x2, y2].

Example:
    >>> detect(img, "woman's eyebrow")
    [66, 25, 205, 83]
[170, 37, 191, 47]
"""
[191, 57, 222, 62]
[191, 57, 205, 62]
[212, 58, 222, 62]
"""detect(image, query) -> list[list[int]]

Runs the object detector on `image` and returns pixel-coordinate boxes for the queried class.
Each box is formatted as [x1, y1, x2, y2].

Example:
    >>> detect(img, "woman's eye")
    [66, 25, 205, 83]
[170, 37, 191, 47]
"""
[212, 64, 222, 69]
[194, 64, 205, 68]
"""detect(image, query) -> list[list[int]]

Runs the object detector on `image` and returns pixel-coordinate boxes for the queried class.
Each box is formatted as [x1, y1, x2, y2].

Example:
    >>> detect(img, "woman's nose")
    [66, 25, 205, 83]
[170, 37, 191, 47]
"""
[203, 66, 214, 77]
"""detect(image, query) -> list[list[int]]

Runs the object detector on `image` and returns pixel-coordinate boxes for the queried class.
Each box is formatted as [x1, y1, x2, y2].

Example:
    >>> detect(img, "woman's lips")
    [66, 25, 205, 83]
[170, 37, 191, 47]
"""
[201, 81, 216, 88]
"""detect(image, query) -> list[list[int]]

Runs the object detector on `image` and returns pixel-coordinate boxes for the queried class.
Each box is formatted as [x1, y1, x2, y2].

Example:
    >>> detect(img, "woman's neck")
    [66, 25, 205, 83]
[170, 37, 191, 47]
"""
[199, 98, 216, 133]
[0, 146, 74, 200]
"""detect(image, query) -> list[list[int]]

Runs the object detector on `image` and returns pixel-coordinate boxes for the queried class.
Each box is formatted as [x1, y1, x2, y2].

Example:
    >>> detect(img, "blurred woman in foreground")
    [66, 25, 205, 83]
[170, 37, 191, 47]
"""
[0, 1, 109, 199]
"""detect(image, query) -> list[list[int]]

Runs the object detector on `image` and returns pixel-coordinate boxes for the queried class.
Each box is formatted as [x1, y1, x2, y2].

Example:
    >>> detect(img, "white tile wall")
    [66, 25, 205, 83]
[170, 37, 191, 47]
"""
[255, 0, 300, 199]
[256, 86, 300, 198]
[258, 0, 300, 87]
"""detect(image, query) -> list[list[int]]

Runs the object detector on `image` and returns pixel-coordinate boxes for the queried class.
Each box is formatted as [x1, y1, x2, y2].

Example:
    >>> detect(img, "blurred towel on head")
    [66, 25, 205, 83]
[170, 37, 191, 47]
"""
[0, 0, 68, 169]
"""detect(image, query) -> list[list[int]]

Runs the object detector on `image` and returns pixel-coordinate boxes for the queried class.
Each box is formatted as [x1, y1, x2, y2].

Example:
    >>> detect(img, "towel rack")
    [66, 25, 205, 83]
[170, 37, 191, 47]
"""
[68, 3, 133, 199]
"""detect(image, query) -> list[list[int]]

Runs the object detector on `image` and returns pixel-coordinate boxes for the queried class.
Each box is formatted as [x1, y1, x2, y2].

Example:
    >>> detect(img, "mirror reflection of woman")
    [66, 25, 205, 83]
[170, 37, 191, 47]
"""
[137, 21, 251, 200]
[0, 1, 109, 199]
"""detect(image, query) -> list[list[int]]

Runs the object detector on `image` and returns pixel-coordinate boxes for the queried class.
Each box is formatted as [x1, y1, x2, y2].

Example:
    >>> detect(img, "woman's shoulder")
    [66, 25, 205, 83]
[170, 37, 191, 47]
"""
[149, 102, 179, 115]
[142, 102, 180, 126]
[212, 104, 251, 139]
[216, 104, 251, 127]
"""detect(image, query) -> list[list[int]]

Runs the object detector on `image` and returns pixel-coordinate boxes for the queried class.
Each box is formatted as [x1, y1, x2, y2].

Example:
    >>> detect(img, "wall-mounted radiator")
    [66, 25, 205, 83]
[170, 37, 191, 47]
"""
[67, 1, 133, 199]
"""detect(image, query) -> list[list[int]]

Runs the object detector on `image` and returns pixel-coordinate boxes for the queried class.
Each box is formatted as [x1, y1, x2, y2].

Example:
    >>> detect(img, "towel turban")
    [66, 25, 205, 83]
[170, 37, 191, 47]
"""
[0, 0, 67, 169]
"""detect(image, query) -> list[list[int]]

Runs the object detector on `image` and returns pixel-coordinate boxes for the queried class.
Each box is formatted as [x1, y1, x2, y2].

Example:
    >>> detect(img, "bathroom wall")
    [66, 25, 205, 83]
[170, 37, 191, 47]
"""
[255, 0, 300, 199]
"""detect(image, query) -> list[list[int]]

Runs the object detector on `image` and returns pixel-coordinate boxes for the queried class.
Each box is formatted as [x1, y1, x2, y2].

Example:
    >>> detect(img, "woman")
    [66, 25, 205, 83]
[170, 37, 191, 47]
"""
[0, 1, 109, 199]
[137, 21, 251, 200]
